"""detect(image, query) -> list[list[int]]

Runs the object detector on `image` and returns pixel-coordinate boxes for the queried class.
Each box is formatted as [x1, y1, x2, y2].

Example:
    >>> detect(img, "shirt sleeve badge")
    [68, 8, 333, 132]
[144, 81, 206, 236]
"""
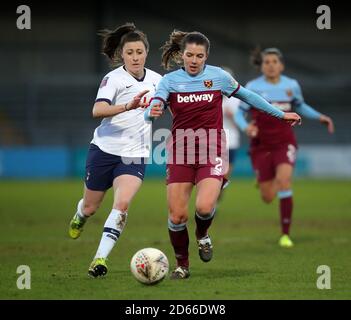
[99, 77, 109, 88]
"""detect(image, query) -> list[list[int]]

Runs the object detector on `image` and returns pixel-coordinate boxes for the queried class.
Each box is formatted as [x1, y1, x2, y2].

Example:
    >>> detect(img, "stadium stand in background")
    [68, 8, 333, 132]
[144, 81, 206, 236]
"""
[0, 2, 350, 178]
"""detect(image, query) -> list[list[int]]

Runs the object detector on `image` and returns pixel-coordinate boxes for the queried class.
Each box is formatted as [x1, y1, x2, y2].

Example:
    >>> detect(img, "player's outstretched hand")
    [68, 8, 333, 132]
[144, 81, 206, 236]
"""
[150, 104, 163, 118]
[320, 114, 335, 134]
[246, 121, 258, 138]
[283, 112, 302, 126]
[125, 90, 150, 110]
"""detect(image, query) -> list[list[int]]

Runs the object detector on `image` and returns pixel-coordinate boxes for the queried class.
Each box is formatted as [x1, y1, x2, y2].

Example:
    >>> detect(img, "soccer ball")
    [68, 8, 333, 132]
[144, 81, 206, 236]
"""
[130, 248, 169, 284]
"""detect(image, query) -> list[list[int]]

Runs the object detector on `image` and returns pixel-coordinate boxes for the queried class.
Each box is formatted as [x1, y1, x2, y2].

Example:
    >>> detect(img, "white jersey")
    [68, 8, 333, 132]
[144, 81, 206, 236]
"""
[91, 66, 162, 157]
[222, 96, 240, 149]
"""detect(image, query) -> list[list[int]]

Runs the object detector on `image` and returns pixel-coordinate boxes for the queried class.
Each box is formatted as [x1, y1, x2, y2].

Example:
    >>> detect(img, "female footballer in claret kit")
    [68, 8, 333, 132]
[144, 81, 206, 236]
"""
[145, 32, 301, 279]
[235, 47, 334, 248]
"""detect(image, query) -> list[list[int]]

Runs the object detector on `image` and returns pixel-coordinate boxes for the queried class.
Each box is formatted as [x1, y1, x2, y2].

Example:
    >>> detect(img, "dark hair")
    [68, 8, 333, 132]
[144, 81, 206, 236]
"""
[98, 22, 149, 67]
[161, 30, 210, 70]
[250, 46, 284, 69]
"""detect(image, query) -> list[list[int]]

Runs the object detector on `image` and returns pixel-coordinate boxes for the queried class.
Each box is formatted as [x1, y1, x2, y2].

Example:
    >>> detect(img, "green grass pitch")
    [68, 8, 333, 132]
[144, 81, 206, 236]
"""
[0, 178, 350, 299]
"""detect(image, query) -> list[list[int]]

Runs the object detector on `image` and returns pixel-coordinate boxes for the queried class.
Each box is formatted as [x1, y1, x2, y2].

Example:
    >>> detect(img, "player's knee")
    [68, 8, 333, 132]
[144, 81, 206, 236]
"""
[196, 203, 215, 215]
[113, 200, 129, 212]
[169, 215, 188, 225]
[168, 209, 188, 225]
[261, 193, 275, 204]
[276, 177, 291, 190]
[82, 203, 99, 216]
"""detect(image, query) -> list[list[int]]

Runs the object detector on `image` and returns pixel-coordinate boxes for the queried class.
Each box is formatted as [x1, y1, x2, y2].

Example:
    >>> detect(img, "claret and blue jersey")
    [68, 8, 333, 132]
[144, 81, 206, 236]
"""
[144, 64, 304, 161]
[242, 75, 305, 112]
[145, 65, 286, 128]
[150, 65, 240, 133]
[236, 75, 322, 148]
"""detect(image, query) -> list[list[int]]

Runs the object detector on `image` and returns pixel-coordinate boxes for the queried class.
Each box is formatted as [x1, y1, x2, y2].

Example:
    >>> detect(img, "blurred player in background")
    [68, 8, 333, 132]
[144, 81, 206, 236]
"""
[145, 32, 301, 279]
[221, 67, 241, 184]
[222, 95, 240, 182]
[235, 47, 334, 248]
[68, 23, 162, 277]
[213, 95, 241, 203]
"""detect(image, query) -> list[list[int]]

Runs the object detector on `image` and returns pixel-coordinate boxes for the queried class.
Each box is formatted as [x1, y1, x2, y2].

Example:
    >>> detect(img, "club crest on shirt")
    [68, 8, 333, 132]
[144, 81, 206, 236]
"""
[204, 80, 213, 89]
[99, 76, 109, 88]
[286, 89, 293, 97]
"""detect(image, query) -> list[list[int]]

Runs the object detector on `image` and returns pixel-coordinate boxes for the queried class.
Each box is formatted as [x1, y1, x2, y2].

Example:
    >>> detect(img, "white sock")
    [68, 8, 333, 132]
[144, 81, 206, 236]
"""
[94, 209, 128, 259]
[76, 199, 88, 221]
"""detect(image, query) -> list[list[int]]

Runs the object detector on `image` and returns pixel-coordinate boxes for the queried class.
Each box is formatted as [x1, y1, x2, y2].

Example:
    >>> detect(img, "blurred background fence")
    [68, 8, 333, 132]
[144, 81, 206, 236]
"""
[1, 1, 350, 178]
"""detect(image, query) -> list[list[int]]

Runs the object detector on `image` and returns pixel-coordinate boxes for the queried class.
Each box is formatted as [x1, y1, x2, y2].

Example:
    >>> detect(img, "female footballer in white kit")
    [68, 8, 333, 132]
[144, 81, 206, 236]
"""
[68, 23, 162, 278]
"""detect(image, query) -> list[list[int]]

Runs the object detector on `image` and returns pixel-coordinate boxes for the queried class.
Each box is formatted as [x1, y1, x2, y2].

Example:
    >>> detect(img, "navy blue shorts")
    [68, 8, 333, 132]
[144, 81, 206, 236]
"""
[85, 144, 146, 191]
[228, 149, 237, 164]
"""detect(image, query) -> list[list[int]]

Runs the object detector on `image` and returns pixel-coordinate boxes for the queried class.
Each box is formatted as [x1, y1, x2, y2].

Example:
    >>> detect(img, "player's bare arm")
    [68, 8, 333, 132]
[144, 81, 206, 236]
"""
[319, 114, 335, 133]
[234, 86, 302, 126]
[149, 103, 164, 118]
[92, 90, 149, 118]
[246, 121, 258, 138]
[283, 112, 302, 126]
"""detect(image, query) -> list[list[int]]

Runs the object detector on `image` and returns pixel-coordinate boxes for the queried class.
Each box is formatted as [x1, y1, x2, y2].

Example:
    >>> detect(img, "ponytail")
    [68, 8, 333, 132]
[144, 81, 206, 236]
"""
[98, 22, 149, 67]
[161, 30, 188, 70]
[161, 30, 210, 70]
[250, 45, 263, 69]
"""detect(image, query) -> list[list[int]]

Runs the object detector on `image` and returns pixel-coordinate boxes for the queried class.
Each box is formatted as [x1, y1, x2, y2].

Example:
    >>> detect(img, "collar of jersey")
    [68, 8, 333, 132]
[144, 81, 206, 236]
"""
[263, 75, 283, 86]
[181, 64, 207, 78]
[123, 65, 147, 82]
